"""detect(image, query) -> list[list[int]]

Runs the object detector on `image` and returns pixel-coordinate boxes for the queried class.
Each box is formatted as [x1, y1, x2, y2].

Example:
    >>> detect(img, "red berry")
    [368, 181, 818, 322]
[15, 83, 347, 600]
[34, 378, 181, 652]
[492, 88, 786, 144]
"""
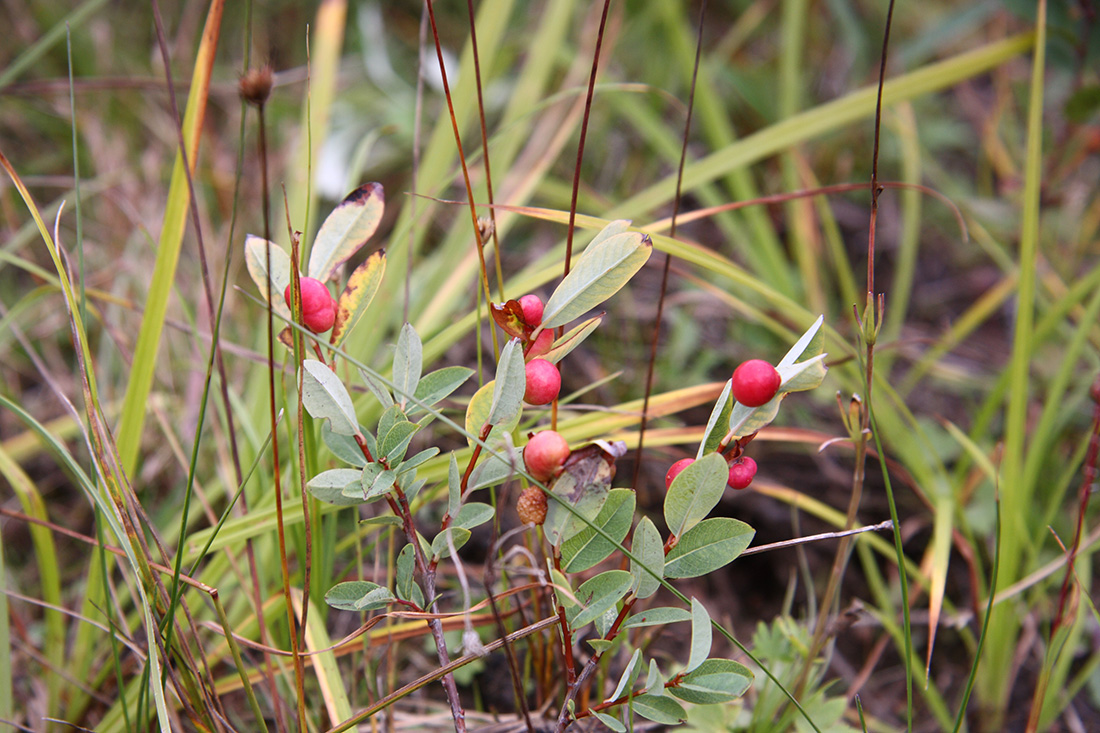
[526, 329, 554, 360]
[524, 359, 561, 405]
[731, 359, 781, 407]
[665, 458, 695, 489]
[524, 430, 570, 482]
[517, 294, 544, 327]
[516, 487, 548, 525]
[728, 457, 757, 490]
[285, 277, 337, 333]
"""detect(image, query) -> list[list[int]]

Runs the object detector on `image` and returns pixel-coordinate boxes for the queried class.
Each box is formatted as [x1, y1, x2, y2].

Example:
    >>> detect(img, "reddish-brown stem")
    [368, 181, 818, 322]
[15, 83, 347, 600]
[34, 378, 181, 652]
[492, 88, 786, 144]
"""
[550, 550, 577, 687]
[459, 423, 494, 500]
[1050, 374, 1100, 636]
[555, 596, 637, 731]
[353, 433, 374, 464]
[632, 0, 707, 495]
[423, 0, 497, 359]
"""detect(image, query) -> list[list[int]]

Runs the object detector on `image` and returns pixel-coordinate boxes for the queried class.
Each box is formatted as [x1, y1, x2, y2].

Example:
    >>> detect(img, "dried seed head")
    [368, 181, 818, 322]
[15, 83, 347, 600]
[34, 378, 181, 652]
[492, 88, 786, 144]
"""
[239, 65, 274, 107]
[516, 487, 548, 525]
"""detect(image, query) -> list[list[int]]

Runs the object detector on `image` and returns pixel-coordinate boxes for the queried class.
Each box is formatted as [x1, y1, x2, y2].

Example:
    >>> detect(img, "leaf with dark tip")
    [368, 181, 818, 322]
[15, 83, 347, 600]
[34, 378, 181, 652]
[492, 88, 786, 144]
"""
[330, 249, 385, 347]
[541, 223, 652, 328]
[308, 182, 384, 282]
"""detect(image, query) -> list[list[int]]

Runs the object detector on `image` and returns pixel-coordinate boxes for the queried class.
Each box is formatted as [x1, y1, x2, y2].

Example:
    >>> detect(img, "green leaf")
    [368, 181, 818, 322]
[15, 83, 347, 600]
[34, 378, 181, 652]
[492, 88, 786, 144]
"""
[777, 353, 828, 393]
[561, 488, 635, 572]
[307, 182, 384, 281]
[409, 366, 474, 415]
[668, 658, 753, 704]
[624, 606, 692, 628]
[664, 518, 755, 579]
[325, 581, 395, 612]
[379, 420, 419, 463]
[645, 658, 664, 692]
[595, 605, 618, 638]
[629, 517, 664, 599]
[487, 338, 525, 426]
[465, 380, 521, 450]
[330, 249, 386, 347]
[777, 315, 825, 369]
[453, 502, 495, 530]
[540, 314, 603, 364]
[727, 398, 781, 440]
[663, 452, 727, 538]
[550, 569, 576, 608]
[363, 467, 396, 501]
[565, 570, 632, 629]
[394, 447, 438, 475]
[393, 323, 422, 409]
[377, 404, 404, 445]
[307, 468, 366, 505]
[541, 225, 652, 329]
[592, 711, 625, 732]
[587, 638, 615, 654]
[698, 380, 733, 459]
[467, 435, 521, 490]
[358, 368, 394, 408]
[611, 648, 643, 702]
[301, 359, 358, 436]
[431, 527, 471, 559]
[244, 235, 292, 320]
[687, 598, 711, 673]
[632, 694, 686, 725]
[447, 453, 461, 516]
[395, 544, 424, 608]
[321, 422, 367, 467]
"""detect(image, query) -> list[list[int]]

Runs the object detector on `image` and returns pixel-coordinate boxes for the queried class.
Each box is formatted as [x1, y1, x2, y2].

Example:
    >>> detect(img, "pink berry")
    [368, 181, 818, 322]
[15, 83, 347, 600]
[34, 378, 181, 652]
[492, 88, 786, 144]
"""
[731, 359, 781, 407]
[524, 359, 561, 405]
[728, 457, 757, 490]
[526, 329, 554, 360]
[517, 294, 544, 327]
[285, 277, 337, 333]
[524, 430, 571, 482]
[665, 458, 695, 489]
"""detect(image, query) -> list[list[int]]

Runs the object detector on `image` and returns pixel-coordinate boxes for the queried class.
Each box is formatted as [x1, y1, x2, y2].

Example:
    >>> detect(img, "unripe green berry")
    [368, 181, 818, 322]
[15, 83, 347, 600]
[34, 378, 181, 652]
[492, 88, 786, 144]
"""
[524, 359, 561, 405]
[731, 359, 781, 407]
[665, 457, 695, 489]
[524, 430, 570, 482]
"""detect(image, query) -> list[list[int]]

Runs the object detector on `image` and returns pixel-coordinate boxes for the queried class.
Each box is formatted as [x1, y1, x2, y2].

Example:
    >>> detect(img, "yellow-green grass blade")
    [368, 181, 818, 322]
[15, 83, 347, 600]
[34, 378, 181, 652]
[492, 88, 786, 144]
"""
[981, 2, 1045, 715]
[286, 0, 348, 249]
[606, 34, 1034, 220]
[294, 591, 353, 726]
[0, 512, 10, 725]
[115, 0, 224, 475]
[0, 445, 64, 718]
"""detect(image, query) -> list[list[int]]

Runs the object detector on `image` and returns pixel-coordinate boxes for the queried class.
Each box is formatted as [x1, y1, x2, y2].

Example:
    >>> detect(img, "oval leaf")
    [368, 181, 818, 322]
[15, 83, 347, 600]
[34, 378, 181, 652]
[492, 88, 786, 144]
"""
[431, 527, 471, 559]
[301, 359, 358, 436]
[465, 380, 520, 450]
[561, 488, 635, 572]
[687, 598, 711, 673]
[668, 658, 753, 704]
[325, 580, 394, 612]
[244, 235, 292, 320]
[565, 570, 633, 629]
[664, 518, 755, 579]
[453, 502, 495, 530]
[663, 452, 728, 538]
[393, 323, 423, 409]
[541, 227, 652, 329]
[630, 516, 664, 599]
[307, 468, 367, 505]
[487, 338, 525, 426]
[308, 182, 384, 281]
[623, 606, 692, 628]
[409, 366, 474, 416]
[631, 694, 686, 725]
[541, 314, 603, 364]
[330, 249, 385, 347]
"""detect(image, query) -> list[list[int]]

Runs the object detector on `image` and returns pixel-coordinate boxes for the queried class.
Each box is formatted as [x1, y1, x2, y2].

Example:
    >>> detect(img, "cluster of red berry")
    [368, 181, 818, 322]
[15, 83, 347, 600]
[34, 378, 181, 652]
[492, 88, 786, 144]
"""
[284, 277, 339, 333]
[516, 294, 562, 406]
[665, 359, 781, 492]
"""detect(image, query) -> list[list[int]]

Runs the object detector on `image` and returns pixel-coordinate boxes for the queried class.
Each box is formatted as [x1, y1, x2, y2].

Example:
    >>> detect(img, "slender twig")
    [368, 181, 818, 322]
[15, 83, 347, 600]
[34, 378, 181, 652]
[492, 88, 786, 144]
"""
[631, 0, 707, 493]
